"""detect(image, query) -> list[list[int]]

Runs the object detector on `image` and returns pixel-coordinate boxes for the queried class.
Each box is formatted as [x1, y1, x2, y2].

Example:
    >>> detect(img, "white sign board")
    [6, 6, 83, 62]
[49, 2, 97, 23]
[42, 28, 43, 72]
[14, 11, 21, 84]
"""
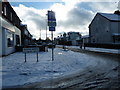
[23, 48, 39, 53]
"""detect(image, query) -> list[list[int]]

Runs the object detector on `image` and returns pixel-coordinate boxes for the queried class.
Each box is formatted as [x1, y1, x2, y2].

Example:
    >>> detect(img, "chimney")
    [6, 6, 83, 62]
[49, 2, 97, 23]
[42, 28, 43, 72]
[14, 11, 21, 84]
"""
[114, 10, 120, 15]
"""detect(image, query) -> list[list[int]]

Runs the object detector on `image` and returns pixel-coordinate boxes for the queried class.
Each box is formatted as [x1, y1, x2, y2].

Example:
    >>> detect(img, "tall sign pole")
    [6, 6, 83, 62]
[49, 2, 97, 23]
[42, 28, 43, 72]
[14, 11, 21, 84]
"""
[47, 10, 56, 61]
[47, 10, 56, 88]
[51, 31, 54, 61]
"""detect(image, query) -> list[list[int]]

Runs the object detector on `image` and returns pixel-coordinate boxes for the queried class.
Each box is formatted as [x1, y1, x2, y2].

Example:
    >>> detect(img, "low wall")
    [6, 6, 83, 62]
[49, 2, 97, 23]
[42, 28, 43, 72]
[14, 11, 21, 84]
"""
[84, 43, 120, 49]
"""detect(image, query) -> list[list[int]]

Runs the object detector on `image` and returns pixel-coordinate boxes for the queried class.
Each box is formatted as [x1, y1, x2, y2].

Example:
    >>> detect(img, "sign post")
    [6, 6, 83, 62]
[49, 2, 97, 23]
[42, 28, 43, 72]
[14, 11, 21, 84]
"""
[25, 52, 26, 62]
[47, 10, 56, 87]
[51, 31, 54, 61]
[23, 48, 39, 62]
[47, 10, 56, 61]
[37, 52, 38, 62]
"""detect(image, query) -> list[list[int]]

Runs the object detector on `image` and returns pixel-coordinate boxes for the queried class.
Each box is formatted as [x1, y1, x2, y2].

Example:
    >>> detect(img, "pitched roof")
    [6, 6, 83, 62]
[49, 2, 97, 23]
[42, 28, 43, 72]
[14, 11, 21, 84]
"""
[99, 13, 120, 21]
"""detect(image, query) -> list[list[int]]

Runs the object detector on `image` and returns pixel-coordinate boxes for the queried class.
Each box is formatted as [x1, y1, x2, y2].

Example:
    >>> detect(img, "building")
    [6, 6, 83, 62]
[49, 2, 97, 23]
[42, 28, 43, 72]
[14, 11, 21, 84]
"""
[0, 1, 22, 56]
[20, 24, 33, 46]
[89, 12, 120, 44]
[66, 32, 81, 45]
[55, 32, 81, 46]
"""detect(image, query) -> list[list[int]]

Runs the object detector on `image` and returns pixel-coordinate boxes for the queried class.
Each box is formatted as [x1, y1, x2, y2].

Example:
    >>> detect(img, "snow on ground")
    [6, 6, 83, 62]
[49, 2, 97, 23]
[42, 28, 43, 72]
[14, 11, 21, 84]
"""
[61, 45, 120, 54]
[1, 48, 119, 87]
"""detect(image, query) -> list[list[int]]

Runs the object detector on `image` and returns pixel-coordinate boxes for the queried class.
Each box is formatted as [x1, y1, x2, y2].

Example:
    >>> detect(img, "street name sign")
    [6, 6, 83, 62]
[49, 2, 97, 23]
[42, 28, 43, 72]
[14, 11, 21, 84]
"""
[23, 48, 39, 53]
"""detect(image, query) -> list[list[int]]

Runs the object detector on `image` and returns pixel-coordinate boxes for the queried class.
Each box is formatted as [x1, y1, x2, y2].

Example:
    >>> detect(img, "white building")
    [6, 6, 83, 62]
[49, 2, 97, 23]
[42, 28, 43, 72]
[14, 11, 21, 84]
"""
[89, 12, 120, 44]
[66, 32, 81, 45]
[0, 2, 21, 56]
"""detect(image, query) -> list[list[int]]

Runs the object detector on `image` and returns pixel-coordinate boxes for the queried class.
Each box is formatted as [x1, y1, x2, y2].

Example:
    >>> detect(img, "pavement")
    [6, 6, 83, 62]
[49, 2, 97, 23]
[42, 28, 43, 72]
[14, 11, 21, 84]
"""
[57, 45, 120, 56]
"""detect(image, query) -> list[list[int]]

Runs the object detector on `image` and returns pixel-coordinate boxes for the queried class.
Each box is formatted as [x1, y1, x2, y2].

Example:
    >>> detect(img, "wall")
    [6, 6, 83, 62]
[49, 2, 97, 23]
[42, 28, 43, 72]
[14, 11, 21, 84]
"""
[111, 22, 120, 33]
[1, 16, 15, 56]
[14, 26, 21, 46]
[0, 27, 2, 56]
[2, 27, 6, 56]
[90, 14, 112, 44]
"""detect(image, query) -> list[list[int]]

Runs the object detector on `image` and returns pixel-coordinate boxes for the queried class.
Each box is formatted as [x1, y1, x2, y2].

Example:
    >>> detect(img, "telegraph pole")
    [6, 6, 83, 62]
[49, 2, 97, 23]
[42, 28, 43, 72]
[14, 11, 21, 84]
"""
[46, 26, 47, 40]
[40, 29, 41, 39]
[46, 14, 48, 40]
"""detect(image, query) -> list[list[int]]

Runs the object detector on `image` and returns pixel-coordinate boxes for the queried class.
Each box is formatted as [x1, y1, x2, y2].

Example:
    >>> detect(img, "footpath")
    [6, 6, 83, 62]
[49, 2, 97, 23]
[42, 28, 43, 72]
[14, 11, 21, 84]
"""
[57, 45, 120, 56]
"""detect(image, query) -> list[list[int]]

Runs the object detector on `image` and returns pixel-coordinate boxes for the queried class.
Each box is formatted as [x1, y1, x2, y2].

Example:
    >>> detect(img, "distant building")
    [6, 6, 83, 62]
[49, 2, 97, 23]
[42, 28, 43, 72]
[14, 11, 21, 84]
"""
[55, 32, 81, 46]
[20, 24, 33, 46]
[89, 12, 120, 44]
[0, 1, 22, 56]
[66, 32, 81, 45]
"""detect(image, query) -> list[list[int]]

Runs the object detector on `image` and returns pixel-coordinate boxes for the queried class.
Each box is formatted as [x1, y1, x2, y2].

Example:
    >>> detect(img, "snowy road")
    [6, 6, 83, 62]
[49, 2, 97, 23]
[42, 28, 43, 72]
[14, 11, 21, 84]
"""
[1, 48, 119, 88]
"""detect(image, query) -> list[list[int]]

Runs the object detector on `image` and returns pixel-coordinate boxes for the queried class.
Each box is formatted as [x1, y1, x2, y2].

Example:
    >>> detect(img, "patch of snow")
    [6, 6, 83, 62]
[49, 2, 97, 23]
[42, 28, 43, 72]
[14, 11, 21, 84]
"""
[1, 48, 119, 87]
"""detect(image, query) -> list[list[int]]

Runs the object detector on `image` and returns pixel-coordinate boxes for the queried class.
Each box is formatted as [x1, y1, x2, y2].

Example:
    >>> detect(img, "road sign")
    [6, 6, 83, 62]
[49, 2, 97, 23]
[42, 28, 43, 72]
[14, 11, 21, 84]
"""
[23, 48, 39, 53]
[48, 21, 56, 27]
[48, 10, 56, 21]
[23, 48, 39, 62]
[49, 27, 55, 31]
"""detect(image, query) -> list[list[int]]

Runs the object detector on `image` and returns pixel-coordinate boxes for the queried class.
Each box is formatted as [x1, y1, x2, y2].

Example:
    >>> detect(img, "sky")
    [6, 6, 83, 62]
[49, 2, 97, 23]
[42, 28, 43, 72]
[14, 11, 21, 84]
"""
[7, 0, 119, 40]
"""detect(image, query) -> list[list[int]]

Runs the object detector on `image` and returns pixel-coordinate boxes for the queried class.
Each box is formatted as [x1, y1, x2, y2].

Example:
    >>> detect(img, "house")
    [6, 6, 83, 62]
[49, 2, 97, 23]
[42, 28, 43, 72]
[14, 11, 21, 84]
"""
[20, 24, 33, 46]
[0, 1, 22, 56]
[55, 32, 81, 46]
[89, 12, 120, 44]
[66, 32, 81, 45]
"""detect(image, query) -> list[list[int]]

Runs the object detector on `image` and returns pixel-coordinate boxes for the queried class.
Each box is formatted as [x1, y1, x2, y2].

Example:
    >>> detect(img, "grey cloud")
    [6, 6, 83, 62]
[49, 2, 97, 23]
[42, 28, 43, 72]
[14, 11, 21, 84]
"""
[87, 2, 117, 13]
[24, 10, 46, 30]
[57, 3, 94, 30]
[57, 1, 116, 30]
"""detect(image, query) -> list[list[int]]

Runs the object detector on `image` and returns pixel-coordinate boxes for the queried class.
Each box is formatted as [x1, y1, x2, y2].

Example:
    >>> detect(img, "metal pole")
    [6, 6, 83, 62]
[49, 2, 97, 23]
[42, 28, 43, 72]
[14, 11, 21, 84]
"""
[40, 29, 41, 39]
[37, 52, 38, 62]
[25, 52, 26, 62]
[46, 26, 47, 40]
[46, 14, 48, 40]
[51, 31, 54, 61]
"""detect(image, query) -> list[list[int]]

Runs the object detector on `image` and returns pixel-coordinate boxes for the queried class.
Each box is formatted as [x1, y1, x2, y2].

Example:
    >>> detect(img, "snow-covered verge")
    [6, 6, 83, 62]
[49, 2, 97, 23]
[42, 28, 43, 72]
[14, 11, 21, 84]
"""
[1, 48, 119, 88]
[58, 45, 120, 54]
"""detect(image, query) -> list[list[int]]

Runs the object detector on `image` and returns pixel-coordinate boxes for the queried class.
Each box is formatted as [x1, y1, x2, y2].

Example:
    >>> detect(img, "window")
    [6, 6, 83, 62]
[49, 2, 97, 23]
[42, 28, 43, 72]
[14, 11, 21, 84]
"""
[16, 35, 20, 46]
[4, 5, 7, 16]
[7, 31, 14, 47]
[10, 12, 12, 21]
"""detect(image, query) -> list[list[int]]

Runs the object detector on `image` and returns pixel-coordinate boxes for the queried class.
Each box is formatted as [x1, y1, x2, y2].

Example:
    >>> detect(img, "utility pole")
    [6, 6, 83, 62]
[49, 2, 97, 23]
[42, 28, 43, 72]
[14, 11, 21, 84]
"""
[40, 29, 41, 39]
[46, 26, 47, 40]
[46, 14, 48, 40]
